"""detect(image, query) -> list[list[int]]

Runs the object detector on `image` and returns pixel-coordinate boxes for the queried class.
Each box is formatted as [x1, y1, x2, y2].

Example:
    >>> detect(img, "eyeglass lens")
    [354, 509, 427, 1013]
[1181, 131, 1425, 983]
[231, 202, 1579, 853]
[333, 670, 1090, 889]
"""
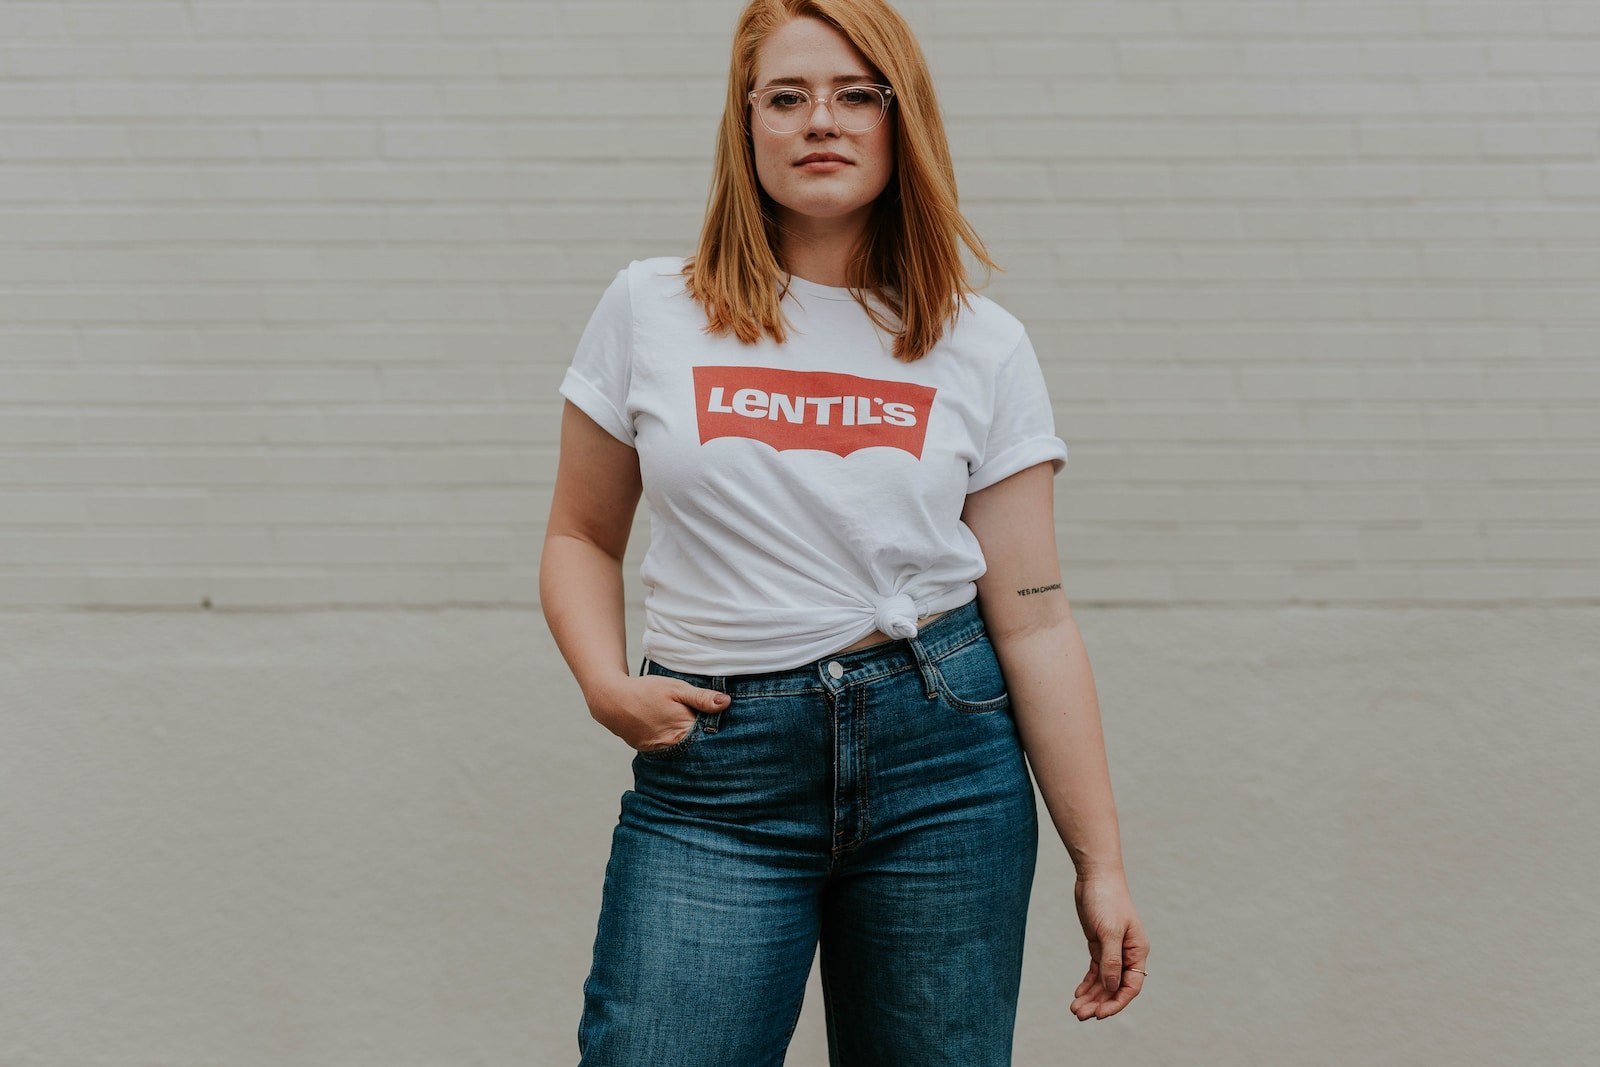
[754, 87, 887, 133]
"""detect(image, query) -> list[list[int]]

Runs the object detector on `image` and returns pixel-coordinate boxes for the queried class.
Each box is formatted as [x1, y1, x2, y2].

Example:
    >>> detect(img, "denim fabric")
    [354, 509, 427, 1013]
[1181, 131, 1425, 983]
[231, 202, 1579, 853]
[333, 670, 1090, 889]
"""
[576, 599, 1039, 1066]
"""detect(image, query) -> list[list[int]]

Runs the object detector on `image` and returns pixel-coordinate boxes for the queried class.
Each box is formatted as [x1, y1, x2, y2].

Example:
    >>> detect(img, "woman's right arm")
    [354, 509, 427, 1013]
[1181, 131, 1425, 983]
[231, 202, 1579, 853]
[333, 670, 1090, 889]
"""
[540, 401, 729, 751]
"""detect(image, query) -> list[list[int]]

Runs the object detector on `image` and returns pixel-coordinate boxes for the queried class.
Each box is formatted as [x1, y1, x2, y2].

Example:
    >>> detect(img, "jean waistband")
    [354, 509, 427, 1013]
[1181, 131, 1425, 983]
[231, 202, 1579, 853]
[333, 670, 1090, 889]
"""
[642, 598, 989, 698]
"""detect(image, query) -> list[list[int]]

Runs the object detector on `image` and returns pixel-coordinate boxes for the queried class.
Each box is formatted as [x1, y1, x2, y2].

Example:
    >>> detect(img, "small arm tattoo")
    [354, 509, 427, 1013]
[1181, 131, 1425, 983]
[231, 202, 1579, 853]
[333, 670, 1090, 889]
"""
[1016, 583, 1061, 597]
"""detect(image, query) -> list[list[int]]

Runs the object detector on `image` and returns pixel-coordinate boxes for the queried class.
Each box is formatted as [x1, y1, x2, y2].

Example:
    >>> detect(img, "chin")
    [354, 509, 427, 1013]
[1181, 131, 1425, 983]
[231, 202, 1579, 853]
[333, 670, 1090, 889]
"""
[791, 203, 868, 220]
[779, 192, 878, 219]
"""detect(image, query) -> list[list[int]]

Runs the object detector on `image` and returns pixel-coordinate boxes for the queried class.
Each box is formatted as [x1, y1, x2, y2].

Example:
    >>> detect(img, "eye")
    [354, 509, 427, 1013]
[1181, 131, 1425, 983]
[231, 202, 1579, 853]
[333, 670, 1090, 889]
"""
[769, 90, 806, 109]
[837, 88, 872, 106]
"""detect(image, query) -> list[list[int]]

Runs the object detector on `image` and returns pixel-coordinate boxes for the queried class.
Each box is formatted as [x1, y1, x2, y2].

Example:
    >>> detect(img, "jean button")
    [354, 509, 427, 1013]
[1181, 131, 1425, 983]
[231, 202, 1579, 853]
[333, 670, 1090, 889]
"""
[827, 661, 844, 679]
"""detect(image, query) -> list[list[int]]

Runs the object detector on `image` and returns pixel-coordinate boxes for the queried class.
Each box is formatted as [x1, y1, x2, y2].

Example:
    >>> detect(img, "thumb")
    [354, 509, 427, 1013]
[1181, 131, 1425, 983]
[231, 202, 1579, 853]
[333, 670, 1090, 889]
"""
[1100, 941, 1122, 994]
[694, 687, 730, 712]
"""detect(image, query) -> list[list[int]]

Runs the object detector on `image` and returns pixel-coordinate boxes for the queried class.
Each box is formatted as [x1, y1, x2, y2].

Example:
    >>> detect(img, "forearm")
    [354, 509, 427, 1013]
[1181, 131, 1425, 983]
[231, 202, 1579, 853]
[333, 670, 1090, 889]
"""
[993, 619, 1124, 875]
[539, 532, 632, 712]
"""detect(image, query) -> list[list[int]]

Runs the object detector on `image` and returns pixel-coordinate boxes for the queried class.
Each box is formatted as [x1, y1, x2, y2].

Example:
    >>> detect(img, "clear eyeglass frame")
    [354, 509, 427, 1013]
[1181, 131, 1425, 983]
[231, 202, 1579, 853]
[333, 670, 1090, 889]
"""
[746, 84, 896, 134]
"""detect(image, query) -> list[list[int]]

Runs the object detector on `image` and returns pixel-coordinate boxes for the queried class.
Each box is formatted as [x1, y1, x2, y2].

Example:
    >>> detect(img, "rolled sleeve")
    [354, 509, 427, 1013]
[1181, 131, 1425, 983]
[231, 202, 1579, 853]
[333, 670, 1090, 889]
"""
[967, 328, 1068, 493]
[557, 266, 636, 447]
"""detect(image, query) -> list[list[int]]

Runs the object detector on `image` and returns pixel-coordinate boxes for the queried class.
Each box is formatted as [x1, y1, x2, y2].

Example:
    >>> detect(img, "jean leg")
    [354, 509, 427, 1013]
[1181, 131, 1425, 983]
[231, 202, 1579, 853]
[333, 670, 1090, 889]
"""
[578, 671, 836, 1067]
[817, 643, 1039, 1066]
[817, 791, 1037, 1064]
[576, 786, 823, 1067]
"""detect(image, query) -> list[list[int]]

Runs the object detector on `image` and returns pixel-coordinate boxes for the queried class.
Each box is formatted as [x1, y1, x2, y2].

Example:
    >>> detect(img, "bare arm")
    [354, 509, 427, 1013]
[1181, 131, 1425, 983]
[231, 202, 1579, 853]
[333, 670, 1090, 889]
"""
[540, 400, 641, 701]
[962, 462, 1149, 1019]
[963, 463, 1120, 872]
[540, 401, 727, 749]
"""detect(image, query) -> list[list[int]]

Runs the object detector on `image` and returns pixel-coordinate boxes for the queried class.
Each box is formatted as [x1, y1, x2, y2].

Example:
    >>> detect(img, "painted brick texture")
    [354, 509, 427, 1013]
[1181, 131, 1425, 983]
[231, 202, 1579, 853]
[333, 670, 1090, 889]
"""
[0, 0, 1595, 607]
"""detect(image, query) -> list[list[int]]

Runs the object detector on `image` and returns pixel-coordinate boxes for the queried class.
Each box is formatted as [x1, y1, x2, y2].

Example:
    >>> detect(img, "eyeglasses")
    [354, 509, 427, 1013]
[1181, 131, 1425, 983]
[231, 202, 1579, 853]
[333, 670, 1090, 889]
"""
[746, 84, 895, 134]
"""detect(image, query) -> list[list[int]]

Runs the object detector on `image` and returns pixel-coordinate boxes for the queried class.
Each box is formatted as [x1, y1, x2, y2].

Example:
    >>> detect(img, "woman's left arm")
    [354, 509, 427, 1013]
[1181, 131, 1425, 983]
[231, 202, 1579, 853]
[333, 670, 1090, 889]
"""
[963, 461, 1150, 1020]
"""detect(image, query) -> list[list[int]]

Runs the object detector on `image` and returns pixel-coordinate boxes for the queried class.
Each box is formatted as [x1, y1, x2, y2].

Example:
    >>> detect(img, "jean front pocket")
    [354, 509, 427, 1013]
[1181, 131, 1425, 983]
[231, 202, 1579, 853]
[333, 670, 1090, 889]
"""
[931, 632, 1012, 714]
[634, 659, 715, 762]
[634, 712, 706, 761]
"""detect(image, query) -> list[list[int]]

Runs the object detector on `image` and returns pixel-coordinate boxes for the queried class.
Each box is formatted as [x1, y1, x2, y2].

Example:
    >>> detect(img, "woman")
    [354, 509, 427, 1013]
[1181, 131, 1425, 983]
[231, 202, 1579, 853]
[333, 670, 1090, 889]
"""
[541, 1, 1148, 1062]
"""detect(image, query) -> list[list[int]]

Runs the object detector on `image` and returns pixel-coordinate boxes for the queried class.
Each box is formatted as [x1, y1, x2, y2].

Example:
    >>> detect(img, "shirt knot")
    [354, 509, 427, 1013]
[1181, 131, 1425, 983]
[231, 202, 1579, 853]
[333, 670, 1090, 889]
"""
[873, 593, 921, 640]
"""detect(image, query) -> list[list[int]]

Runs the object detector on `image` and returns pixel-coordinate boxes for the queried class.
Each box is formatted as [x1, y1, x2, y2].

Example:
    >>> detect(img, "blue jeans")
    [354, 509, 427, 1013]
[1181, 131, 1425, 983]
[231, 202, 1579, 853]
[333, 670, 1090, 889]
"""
[576, 600, 1039, 1066]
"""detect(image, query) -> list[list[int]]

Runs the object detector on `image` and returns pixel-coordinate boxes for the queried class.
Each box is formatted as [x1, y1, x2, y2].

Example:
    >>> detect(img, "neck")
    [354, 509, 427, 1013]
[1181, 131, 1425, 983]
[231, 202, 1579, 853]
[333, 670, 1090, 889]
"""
[774, 205, 871, 287]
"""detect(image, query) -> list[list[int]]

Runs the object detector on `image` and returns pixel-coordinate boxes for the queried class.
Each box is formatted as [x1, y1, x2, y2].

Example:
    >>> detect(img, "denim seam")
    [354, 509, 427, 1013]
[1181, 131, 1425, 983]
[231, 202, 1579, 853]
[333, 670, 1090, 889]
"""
[921, 630, 1004, 713]
[780, 984, 807, 1053]
[821, 951, 844, 1065]
[633, 714, 702, 761]
[931, 667, 1012, 714]
[830, 617, 986, 678]
[925, 625, 987, 663]
[906, 635, 940, 698]
[828, 657, 919, 690]
[728, 685, 826, 697]
[856, 683, 872, 846]
[928, 639, 1012, 714]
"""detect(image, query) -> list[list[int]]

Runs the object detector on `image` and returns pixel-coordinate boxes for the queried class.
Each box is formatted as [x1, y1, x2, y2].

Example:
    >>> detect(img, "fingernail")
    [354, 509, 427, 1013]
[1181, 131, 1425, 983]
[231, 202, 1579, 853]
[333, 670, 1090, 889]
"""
[713, 694, 728, 705]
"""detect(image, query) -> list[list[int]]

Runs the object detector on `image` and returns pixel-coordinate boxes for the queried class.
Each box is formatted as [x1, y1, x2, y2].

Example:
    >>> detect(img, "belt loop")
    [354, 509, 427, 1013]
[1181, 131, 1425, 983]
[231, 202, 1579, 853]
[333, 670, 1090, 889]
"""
[705, 674, 728, 733]
[907, 635, 939, 700]
[639, 656, 650, 677]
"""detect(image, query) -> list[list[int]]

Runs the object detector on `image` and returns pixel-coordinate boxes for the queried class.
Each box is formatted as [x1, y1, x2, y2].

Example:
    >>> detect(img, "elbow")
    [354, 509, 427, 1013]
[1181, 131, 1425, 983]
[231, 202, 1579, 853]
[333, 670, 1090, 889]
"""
[538, 530, 623, 617]
[981, 595, 1075, 646]
[543, 523, 628, 568]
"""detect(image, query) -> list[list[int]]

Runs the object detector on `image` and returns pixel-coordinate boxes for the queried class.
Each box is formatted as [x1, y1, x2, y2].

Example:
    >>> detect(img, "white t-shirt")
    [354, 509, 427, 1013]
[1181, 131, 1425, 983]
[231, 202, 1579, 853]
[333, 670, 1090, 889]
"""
[559, 255, 1068, 675]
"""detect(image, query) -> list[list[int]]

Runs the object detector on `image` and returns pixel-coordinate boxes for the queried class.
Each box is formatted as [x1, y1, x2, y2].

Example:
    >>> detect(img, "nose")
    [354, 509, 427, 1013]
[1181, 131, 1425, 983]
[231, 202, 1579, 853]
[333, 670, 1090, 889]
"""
[804, 95, 841, 135]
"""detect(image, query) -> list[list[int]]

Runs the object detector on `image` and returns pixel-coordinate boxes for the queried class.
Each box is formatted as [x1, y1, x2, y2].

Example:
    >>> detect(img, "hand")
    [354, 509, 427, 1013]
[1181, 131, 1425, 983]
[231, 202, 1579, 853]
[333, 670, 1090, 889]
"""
[1069, 868, 1149, 1021]
[587, 674, 730, 754]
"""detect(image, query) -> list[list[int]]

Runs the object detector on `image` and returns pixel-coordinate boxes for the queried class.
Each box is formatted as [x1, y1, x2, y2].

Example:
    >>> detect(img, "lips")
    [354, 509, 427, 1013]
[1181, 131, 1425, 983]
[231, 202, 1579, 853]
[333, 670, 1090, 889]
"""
[796, 153, 850, 165]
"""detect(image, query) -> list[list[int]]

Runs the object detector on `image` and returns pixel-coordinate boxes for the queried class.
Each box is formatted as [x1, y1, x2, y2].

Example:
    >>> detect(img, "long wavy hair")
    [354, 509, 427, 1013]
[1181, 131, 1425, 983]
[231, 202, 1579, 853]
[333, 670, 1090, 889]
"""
[682, 0, 1001, 363]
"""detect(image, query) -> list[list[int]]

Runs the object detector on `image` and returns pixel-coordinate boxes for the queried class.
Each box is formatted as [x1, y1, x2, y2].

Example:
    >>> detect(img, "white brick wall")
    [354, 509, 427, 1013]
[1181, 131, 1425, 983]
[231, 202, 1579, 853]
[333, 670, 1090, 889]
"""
[1, 0, 1596, 607]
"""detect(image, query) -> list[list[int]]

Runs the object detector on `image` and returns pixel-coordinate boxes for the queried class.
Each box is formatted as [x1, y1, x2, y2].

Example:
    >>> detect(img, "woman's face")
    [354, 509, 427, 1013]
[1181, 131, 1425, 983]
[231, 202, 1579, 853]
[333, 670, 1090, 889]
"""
[749, 17, 895, 233]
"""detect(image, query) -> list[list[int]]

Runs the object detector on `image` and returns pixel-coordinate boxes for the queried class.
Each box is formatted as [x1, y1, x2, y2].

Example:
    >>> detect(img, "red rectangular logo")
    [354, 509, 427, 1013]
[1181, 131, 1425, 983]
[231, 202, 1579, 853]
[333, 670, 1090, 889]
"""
[692, 366, 936, 459]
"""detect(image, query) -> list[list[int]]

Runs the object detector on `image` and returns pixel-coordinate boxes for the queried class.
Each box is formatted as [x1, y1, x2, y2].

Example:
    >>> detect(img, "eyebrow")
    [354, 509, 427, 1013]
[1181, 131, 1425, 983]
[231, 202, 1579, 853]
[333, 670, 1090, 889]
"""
[760, 74, 877, 88]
